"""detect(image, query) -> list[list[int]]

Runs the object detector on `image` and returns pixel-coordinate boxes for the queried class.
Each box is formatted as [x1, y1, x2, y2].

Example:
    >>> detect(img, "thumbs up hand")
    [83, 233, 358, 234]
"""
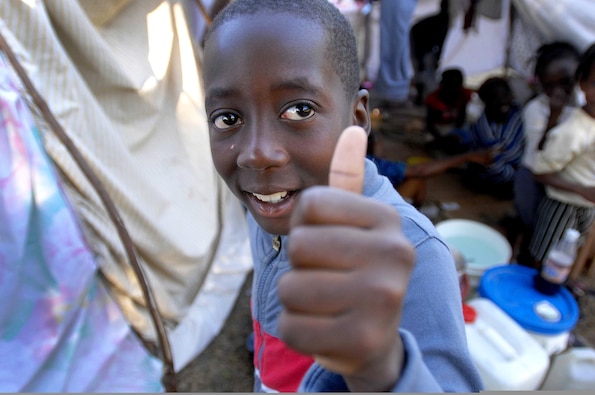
[327, 126, 368, 193]
[278, 126, 416, 392]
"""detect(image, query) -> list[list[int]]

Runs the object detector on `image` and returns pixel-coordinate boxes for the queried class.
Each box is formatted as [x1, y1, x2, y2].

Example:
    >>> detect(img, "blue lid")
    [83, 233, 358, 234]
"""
[478, 264, 579, 335]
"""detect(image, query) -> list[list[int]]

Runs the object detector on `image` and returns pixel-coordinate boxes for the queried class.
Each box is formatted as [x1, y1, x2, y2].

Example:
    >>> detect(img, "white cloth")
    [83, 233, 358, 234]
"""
[0, 0, 252, 372]
[439, 0, 595, 81]
[521, 94, 576, 169]
[512, 0, 595, 53]
[533, 108, 595, 208]
[439, 0, 510, 78]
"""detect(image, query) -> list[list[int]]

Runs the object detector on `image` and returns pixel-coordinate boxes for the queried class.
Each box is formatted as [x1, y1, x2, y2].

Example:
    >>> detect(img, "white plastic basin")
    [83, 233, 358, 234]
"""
[435, 219, 512, 287]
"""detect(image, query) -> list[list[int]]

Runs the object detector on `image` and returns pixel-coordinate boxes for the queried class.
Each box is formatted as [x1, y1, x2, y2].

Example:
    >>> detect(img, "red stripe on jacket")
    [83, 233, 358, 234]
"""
[253, 320, 314, 392]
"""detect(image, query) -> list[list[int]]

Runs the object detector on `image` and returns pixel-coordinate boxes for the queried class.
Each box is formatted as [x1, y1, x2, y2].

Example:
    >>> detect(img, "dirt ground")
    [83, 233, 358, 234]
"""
[176, 272, 255, 392]
[175, 106, 595, 392]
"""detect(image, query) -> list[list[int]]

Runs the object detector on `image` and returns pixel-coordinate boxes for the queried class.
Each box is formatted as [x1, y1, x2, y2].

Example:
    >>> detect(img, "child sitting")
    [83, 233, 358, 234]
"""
[425, 68, 474, 140]
[367, 131, 494, 208]
[458, 77, 525, 199]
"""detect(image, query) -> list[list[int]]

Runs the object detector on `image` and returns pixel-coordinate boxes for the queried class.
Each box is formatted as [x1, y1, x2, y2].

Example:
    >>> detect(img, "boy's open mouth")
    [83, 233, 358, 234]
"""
[247, 190, 299, 221]
[251, 191, 293, 204]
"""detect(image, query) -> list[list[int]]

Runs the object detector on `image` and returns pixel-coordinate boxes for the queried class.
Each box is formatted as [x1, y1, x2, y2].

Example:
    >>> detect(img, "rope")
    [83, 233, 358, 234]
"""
[194, 0, 212, 26]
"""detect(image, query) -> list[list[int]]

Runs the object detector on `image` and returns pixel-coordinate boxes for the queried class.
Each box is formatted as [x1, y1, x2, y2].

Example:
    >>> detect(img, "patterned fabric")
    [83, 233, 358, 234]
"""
[529, 196, 595, 263]
[467, 105, 525, 184]
[0, 56, 163, 392]
[0, 0, 252, 371]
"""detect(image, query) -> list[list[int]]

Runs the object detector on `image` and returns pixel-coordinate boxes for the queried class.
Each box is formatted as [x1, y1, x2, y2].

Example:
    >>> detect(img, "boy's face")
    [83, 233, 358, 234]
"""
[203, 13, 369, 235]
[484, 88, 512, 123]
[439, 80, 462, 105]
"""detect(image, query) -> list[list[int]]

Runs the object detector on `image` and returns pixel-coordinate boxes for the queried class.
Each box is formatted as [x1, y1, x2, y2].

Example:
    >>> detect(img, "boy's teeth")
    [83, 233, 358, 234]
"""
[252, 191, 288, 203]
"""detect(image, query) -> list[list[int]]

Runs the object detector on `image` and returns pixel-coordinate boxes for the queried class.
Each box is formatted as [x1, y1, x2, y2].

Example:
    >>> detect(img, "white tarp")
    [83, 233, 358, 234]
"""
[440, 0, 511, 79]
[512, 0, 595, 53]
[0, 0, 253, 377]
[441, 0, 595, 79]
[361, 0, 595, 85]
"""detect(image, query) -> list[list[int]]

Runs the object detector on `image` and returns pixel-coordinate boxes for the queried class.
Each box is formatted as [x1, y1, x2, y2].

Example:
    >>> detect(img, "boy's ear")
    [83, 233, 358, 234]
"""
[353, 89, 371, 135]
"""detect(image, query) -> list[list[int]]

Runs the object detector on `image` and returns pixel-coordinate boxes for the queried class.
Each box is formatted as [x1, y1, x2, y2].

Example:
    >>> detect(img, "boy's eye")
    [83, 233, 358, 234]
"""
[281, 103, 315, 121]
[213, 112, 243, 130]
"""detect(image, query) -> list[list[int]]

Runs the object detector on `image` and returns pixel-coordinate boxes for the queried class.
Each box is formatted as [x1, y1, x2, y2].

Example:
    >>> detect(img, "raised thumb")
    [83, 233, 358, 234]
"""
[328, 126, 368, 194]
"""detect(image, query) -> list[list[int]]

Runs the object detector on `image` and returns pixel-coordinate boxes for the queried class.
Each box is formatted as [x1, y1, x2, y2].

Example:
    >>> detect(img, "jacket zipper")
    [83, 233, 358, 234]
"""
[255, 235, 282, 375]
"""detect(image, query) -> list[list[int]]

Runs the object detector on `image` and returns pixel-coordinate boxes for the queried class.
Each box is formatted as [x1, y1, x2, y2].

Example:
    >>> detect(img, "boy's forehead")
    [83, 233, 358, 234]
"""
[208, 12, 324, 46]
[204, 13, 329, 77]
[203, 11, 346, 104]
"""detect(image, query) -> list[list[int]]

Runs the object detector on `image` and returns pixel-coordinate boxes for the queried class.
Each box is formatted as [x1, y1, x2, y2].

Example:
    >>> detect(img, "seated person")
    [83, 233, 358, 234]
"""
[425, 68, 474, 140]
[367, 132, 494, 208]
[443, 77, 525, 199]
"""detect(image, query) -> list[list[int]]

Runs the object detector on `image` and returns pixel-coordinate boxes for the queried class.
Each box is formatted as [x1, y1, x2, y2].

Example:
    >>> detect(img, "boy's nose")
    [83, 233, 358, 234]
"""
[237, 123, 289, 170]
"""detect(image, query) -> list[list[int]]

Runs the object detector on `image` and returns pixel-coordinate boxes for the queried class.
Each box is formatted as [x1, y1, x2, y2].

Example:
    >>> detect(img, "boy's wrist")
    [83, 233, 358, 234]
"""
[343, 337, 404, 392]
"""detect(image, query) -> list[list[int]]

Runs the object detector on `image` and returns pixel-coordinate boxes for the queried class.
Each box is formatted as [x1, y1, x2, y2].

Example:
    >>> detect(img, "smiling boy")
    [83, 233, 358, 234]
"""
[202, 0, 483, 392]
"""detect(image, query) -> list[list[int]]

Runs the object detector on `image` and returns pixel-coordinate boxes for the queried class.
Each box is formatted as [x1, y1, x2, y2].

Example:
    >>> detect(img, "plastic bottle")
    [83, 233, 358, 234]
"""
[534, 228, 580, 295]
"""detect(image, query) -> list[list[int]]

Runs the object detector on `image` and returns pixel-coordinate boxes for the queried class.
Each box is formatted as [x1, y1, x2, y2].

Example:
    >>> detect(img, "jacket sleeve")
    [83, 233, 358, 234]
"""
[299, 329, 470, 392]
[299, 220, 484, 393]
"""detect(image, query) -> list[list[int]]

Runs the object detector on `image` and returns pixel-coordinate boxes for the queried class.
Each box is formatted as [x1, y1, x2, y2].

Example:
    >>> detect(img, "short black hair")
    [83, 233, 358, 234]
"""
[576, 42, 595, 82]
[440, 68, 464, 87]
[203, 0, 360, 99]
[534, 41, 580, 79]
[477, 77, 511, 103]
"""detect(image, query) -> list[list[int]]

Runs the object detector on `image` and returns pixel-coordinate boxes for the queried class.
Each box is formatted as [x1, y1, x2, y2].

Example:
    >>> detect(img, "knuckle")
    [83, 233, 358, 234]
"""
[298, 187, 326, 214]
[288, 226, 310, 250]
[277, 313, 298, 347]
[371, 277, 404, 310]
[277, 272, 297, 306]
